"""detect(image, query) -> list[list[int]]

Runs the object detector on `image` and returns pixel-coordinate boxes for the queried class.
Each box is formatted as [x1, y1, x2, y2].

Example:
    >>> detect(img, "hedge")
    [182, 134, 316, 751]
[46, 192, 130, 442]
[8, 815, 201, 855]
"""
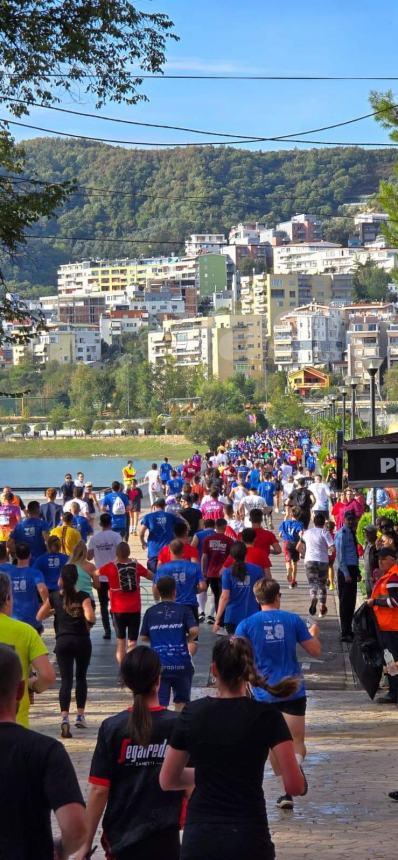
[356, 507, 398, 546]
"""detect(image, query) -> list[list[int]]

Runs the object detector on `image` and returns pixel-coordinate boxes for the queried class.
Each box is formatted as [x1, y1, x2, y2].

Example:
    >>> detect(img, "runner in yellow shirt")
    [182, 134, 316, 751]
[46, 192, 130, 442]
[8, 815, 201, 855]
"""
[50, 513, 81, 555]
[122, 460, 136, 491]
[0, 571, 55, 727]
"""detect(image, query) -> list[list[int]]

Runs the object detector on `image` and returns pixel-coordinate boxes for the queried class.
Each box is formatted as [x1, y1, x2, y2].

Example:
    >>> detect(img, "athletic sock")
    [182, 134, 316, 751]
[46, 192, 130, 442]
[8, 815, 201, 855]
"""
[295, 753, 304, 766]
[197, 592, 207, 613]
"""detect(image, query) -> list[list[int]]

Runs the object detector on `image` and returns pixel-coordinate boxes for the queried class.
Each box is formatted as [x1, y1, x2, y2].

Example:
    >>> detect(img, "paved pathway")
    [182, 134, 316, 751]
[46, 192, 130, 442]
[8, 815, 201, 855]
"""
[30, 514, 398, 859]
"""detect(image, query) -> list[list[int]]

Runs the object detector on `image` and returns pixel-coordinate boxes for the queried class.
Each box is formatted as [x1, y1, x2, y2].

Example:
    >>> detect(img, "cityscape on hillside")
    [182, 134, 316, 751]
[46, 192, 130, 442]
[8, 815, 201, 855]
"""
[2, 210, 397, 394]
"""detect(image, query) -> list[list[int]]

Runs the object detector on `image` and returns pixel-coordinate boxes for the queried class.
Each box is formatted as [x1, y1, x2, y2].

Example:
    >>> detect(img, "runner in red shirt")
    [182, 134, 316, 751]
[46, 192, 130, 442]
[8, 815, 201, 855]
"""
[99, 542, 152, 664]
[248, 509, 282, 573]
[224, 527, 272, 579]
[201, 519, 235, 621]
[200, 489, 225, 522]
[157, 521, 199, 564]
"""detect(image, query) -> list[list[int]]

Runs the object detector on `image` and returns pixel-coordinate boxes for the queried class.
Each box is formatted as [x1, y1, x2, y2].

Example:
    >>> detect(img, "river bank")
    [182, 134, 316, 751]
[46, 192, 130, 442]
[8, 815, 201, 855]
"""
[0, 434, 198, 460]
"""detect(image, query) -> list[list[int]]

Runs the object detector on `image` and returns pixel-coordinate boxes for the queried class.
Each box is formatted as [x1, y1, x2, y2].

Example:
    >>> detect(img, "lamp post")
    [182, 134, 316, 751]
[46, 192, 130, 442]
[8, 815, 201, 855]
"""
[365, 358, 383, 524]
[346, 376, 360, 440]
[339, 386, 347, 440]
[330, 395, 337, 421]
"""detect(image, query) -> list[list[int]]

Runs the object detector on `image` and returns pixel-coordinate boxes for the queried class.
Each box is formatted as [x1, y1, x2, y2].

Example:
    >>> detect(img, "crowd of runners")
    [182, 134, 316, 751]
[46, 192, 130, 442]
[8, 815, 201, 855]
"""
[1, 428, 398, 858]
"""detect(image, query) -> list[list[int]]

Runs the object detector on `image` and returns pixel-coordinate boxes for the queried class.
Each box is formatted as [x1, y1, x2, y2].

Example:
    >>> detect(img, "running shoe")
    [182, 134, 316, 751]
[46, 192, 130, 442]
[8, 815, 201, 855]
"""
[388, 790, 398, 801]
[206, 615, 215, 624]
[198, 612, 205, 623]
[319, 606, 328, 618]
[75, 715, 87, 729]
[290, 581, 298, 588]
[103, 632, 111, 640]
[61, 719, 72, 739]
[328, 584, 334, 591]
[216, 627, 228, 636]
[276, 794, 294, 810]
[309, 597, 318, 615]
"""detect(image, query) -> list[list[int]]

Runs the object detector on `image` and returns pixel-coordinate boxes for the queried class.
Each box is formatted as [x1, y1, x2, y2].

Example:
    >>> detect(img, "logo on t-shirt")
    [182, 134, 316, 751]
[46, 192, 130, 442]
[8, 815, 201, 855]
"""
[117, 737, 167, 765]
[264, 622, 285, 641]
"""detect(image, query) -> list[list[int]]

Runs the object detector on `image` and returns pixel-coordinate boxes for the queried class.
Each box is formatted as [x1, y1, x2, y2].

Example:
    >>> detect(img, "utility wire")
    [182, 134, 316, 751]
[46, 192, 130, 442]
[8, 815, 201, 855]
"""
[2, 72, 398, 80]
[4, 95, 398, 141]
[1, 116, 396, 147]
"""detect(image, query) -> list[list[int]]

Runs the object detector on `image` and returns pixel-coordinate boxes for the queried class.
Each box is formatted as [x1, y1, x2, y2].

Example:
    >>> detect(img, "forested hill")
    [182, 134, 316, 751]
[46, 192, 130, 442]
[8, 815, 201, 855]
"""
[4, 139, 397, 293]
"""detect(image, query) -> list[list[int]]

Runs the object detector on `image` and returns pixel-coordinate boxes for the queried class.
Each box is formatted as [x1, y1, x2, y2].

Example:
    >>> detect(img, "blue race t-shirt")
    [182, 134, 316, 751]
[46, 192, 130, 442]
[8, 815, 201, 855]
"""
[5, 564, 45, 629]
[155, 559, 204, 606]
[10, 518, 48, 560]
[160, 462, 173, 482]
[194, 527, 215, 560]
[167, 477, 184, 495]
[278, 519, 304, 543]
[249, 469, 261, 490]
[140, 601, 196, 670]
[257, 481, 275, 507]
[72, 514, 93, 543]
[102, 492, 129, 531]
[141, 510, 181, 558]
[34, 551, 68, 591]
[236, 609, 312, 702]
[221, 563, 263, 625]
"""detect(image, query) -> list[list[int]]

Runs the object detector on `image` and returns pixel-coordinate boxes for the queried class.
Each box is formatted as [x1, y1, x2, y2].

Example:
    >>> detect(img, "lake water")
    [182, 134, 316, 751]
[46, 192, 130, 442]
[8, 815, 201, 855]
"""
[0, 457, 158, 490]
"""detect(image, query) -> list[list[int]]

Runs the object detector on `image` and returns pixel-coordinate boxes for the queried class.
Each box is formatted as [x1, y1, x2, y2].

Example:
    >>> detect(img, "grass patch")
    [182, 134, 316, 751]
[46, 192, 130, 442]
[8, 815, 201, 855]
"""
[0, 435, 199, 460]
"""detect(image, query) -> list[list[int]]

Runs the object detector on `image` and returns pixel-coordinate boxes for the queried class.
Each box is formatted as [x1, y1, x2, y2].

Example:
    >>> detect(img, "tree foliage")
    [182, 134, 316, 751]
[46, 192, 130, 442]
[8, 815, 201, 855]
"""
[187, 410, 251, 450]
[267, 391, 310, 429]
[352, 259, 391, 301]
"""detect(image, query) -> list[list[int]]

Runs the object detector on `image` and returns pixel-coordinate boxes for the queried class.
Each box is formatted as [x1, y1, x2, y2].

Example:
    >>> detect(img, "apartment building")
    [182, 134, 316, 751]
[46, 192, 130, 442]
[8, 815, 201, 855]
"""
[345, 305, 398, 386]
[354, 212, 389, 245]
[100, 310, 149, 345]
[185, 233, 226, 256]
[274, 304, 345, 371]
[387, 323, 398, 370]
[275, 213, 323, 243]
[273, 242, 398, 275]
[240, 273, 353, 333]
[148, 314, 267, 381]
[12, 325, 101, 366]
[58, 256, 198, 297]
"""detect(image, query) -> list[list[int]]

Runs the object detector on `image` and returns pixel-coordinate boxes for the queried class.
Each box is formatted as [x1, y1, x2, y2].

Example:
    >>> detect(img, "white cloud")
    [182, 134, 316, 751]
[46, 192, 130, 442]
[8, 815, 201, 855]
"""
[164, 57, 265, 74]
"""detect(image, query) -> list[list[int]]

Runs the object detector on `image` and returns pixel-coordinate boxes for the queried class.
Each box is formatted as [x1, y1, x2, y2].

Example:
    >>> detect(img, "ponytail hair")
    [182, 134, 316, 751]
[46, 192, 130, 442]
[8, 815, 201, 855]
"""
[212, 636, 298, 699]
[60, 564, 82, 618]
[229, 541, 247, 582]
[121, 646, 161, 746]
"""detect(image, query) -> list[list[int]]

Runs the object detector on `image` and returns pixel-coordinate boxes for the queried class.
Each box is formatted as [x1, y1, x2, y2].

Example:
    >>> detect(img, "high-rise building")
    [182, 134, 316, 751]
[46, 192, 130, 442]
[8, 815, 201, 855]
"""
[275, 213, 323, 243]
[274, 304, 345, 371]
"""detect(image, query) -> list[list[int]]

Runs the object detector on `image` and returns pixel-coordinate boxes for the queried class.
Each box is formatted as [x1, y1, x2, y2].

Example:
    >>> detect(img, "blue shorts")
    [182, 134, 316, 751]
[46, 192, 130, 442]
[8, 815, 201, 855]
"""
[159, 665, 194, 705]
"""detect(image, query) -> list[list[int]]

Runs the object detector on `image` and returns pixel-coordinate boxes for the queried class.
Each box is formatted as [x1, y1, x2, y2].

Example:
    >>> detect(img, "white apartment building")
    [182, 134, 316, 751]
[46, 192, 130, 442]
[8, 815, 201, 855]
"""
[58, 256, 198, 297]
[12, 324, 101, 366]
[273, 242, 398, 275]
[275, 213, 323, 243]
[274, 305, 345, 371]
[228, 223, 267, 245]
[100, 310, 149, 345]
[345, 307, 398, 385]
[387, 323, 398, 370]
[148, 314, 268, 381]
[184, 233, 226, 256]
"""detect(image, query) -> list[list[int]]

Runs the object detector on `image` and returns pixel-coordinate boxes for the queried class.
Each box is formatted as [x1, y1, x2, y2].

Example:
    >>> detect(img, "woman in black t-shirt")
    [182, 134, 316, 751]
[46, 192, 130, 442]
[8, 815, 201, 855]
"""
[76, 647, 182, 860]
[160, 637, 307, 860]
[37, 563, 95, 738]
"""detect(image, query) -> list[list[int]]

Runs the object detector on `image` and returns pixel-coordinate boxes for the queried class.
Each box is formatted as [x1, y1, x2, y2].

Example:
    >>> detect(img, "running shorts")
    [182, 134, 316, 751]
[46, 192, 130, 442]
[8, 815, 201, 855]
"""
[112, 611, 141, 641]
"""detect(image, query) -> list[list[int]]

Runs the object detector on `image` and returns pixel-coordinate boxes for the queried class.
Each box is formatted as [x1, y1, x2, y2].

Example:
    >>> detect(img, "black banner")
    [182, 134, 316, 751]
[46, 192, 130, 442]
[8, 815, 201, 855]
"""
[347, 444, 398, 487]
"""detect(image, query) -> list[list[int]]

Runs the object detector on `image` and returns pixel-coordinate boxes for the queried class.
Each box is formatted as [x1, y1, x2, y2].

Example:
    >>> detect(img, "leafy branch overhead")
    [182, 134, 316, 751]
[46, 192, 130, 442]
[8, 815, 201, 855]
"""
[0, 1, 177, 115]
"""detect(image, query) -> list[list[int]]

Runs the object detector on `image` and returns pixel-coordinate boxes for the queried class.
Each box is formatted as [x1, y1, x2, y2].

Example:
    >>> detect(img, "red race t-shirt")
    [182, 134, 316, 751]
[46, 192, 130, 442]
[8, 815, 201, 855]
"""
[202, 533, 235, 578]
[225, 545, 269, 570]
[252, 528, 278, 568]
[157, 543, 199, 564]
[100, 560, 150, 613]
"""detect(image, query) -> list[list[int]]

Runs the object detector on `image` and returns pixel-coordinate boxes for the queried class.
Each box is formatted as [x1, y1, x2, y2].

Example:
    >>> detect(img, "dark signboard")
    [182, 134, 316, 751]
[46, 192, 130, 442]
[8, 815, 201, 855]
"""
[345, 433, 398, 488]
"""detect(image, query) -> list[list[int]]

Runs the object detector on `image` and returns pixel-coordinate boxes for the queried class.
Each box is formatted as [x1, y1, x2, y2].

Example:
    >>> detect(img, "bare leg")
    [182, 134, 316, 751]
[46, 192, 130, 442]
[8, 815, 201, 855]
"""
[116, 637, 127, 665]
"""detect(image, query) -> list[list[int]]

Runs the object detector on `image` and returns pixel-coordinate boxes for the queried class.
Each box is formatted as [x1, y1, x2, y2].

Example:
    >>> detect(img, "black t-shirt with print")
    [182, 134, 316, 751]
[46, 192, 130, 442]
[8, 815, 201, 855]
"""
[0, 722, 84, 860]
[50, 589, 90, 638]
[170, 696, 291, 825]
[89, 707, 182, 854]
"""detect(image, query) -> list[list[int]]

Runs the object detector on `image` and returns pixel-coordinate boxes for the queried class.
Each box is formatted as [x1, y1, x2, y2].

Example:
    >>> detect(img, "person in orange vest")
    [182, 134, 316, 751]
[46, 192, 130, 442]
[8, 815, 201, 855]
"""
[367, 546, 398, 705]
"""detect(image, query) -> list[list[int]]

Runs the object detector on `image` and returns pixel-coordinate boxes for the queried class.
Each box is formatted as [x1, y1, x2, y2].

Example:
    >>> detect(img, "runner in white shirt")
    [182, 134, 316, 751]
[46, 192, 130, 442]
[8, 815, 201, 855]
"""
[299, 512, 334, 619]
[281, 462, 293, 480]
[63, 497, 89, 517]
[238, 489, 269, 527]
[87, 513, 123, 639]
[144, 463, 162, 507]
[307, 475, 330, 514]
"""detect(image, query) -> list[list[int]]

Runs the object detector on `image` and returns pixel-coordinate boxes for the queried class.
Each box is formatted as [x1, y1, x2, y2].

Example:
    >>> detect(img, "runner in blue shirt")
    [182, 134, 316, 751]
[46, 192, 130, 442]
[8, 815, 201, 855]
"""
[167, 471, 184, 496]
[139, 498, 182, 573]
[101, 481, 130, 538]
[213, 543, 263, 635]
[34, 535, 68, 591]
[159, 458, 173, 487]
[154, 539, 206, 622]
[236, 578, 321, 811]
[141, 575, 198, 709]
[249, 463, 261, 491]
[257, 479, 276, 509]
[7, 542, 48, 630]
[9, 500, 48, 561]
[191, 520, 216, 560]
[71, 507, 93, 543]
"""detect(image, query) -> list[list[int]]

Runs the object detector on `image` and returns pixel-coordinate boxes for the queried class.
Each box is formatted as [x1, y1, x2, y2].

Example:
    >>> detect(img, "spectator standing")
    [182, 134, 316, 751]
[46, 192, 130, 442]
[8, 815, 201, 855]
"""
[368, 547, 398, 705]
[40, 488, 63, 530]
[363, 525, 379, 598]
[335, 511, 360, 642]
[60, 474, 75, 504]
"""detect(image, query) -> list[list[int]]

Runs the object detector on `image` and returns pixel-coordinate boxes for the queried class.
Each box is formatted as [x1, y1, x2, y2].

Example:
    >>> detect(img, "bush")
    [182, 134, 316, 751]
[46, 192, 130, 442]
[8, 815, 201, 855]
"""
[357, 507, 398, 546]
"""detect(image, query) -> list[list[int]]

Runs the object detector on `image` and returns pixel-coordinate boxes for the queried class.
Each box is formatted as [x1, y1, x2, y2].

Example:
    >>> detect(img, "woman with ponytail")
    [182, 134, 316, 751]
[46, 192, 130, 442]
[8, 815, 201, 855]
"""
[160, 636, 306, 860]
[37, 563, 95, 738]
[77, 646, 184, 860]
[213, 541, 264, 634]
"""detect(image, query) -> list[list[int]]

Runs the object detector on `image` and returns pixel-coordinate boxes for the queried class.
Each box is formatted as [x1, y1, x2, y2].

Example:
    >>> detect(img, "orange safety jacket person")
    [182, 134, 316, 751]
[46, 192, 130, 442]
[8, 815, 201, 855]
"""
[371, 565, 398, 631]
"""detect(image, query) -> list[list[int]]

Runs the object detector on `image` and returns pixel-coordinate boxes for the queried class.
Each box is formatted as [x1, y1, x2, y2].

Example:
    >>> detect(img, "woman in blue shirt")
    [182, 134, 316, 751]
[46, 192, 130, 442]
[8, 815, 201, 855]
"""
[213, 543, 263, 635]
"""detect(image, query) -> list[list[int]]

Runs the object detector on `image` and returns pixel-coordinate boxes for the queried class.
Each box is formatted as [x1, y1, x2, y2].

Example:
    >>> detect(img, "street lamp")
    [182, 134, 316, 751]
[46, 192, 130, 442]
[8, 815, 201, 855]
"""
[365, 358, 384, 524]
[330, 395, 337, 421]
[338, 386, 347, 440]
[346, 376, 361, 440]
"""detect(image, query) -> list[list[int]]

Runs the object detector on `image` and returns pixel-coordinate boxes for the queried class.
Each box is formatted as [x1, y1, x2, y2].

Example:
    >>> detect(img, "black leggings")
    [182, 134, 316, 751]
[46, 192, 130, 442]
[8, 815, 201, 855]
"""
[111, 827, 180, 860]
[99, 581, 111, 635]
[208, 578, 222, 612]
[181, 822, 274, 860]
[56, 635, 92, 712]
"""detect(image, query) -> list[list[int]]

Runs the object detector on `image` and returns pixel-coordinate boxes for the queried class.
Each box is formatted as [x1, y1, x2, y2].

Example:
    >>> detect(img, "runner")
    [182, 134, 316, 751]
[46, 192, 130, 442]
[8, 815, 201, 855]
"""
[37, 564, 95, 737]
[70, 501, 93, 543]
[236, 578, 321, 811]
[213, 542, 263, 635]
[279, 507, 304, 588]
[144, 463, 162, 507]
[248, 509, 282, 580]
[128, 478, 143, 535]
[155, 539, 206, 628]
[34, 536, 68, 595]
[101, 481, 131, 540]
[160, 636, 306, 860]
[158, 521, 199, 564]
[201, 520, 235, 623]
[50, 512, 81, 556]
[139, 498, 183, 575]
[159, 457, 173, 493]
[87, 513, 122, 640]
[9, 501, 49, 562]
[77, 647, 183, 860]
[299, 512, 334, 618]
[40, 488, 63, 530]
[98, 541, 153, 664]
[122, 459, 136, 491]
[0, 491, 21, 542]
[141, 575, 198, 710]
[7, 542, 48, 632]
[239, 488, 270, 527]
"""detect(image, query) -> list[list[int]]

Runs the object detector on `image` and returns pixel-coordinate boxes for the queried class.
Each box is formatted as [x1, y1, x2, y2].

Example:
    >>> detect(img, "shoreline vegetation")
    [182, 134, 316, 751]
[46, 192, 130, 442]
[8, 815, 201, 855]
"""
[0, 435, 198, 460]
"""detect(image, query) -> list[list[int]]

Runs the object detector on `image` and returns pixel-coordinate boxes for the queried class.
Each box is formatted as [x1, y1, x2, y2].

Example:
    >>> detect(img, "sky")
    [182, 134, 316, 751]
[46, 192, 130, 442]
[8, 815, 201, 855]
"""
[4, 0, 398, 152]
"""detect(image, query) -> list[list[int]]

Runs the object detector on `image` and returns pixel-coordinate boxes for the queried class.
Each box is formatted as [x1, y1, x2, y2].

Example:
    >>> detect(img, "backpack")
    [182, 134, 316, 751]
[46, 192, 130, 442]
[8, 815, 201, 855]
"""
[296, 488, 308, 507]
[117, 561, 138, 593]
[112, 495, 126, 516]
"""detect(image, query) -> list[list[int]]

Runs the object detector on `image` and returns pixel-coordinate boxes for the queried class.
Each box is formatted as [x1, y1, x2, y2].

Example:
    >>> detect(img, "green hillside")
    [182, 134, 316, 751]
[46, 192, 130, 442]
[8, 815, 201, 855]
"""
[3, 139, 397, 293]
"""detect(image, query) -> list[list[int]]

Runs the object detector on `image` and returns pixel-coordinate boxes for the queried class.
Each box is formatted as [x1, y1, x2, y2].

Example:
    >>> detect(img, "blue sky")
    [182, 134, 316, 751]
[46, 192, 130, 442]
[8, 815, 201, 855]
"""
[5, 0, 398, 152]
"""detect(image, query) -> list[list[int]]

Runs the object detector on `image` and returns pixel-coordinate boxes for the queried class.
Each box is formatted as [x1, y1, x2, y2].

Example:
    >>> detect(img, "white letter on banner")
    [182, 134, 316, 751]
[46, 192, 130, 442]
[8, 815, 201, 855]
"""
[380, 457, 395, 474]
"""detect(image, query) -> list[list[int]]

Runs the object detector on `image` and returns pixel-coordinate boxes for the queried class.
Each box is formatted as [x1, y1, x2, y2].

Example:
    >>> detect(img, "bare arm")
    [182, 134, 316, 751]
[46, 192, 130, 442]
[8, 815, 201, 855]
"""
[271, 740, 306, 796]
[82, 597, 96, 625]
[300, 624, 321, 658]
[270, 540, 282, 556]
[188, 625, 199, 641]
[138, 524, 147, 548]
[159, 747, 195, 791]
[36, 582, 49, 603]
[30, 653, 56, 692]
[55, 803, 87, 860]
[36, 598, 52, 622]
[214, 589, 230, 629]
[74, 785, 108, 860]
[201, 552, 208, 578]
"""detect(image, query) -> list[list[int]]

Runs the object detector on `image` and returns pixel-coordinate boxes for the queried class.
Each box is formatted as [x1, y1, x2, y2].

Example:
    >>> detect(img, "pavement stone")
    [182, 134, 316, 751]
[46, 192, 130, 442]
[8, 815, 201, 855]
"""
[29, 509, 398, 859]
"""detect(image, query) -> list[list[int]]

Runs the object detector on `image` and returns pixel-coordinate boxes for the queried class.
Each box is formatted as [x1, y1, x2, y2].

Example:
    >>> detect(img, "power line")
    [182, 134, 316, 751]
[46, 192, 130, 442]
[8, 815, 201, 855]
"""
[2, 71, 398, 80]
[25, 235, 183, 244]
[1, 116, 397, 148]
[4, 95, 398, 141]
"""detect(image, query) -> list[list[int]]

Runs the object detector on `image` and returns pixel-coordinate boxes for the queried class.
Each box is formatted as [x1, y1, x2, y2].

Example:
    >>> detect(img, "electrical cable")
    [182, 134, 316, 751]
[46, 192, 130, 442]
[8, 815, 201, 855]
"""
[2, 71, 398, 80]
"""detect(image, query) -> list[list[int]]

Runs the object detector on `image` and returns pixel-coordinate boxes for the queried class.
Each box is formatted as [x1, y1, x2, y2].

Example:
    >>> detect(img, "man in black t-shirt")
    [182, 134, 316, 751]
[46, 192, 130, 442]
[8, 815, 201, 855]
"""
[179, 494, 203, 536]
[0, 644, 86, 860]
[288, 478, 315, 529]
